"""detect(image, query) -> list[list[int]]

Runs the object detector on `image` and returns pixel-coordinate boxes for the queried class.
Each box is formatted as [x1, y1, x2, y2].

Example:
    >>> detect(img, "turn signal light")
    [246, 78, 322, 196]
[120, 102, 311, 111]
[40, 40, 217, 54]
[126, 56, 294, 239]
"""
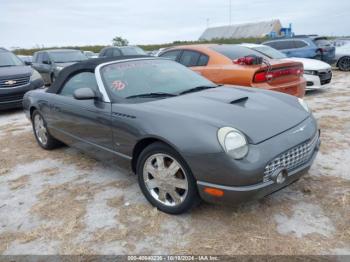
[204, 187, 224, 197]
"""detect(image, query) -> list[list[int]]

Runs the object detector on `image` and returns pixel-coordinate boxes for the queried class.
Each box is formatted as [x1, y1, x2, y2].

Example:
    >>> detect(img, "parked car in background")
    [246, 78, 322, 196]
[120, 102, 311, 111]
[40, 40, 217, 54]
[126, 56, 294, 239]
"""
[262, 37, 336, 64]
[17, 55, 33, 65]
[98, 46, 146, 58]
[32, 49, 87, 85]
[159, 44, 306, 97]
[0, 48, 43, 109]
[241, 43, 332, 90]
[148, 48, 168, 57]
[23, 56, 320, 214]
[83, 51, 98, 59]
[332, 38, 350, 47]
[334, 44, 350, 71]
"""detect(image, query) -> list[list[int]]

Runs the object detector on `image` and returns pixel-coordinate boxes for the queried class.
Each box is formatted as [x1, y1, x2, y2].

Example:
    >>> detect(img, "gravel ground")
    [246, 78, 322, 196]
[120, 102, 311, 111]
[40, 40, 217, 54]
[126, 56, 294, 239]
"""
[0, 71, 349, 255]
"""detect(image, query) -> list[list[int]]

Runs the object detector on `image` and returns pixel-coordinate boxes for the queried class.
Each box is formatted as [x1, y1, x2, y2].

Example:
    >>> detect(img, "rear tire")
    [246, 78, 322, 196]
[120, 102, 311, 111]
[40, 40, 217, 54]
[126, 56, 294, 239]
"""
[338, 56, 350, 71]
[136, 142, 200, 214]
[32, 110, 60, 150]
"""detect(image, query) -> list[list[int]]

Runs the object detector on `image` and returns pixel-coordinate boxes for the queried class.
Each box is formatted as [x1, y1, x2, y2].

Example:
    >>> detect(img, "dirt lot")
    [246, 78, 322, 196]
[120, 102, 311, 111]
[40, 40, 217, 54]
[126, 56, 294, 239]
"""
[0, 71, 349, 255]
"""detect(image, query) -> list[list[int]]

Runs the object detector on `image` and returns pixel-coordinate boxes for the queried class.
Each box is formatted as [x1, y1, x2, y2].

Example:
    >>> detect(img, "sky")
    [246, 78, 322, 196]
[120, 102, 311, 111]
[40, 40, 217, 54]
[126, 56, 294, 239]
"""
[1, 0, 349, 49]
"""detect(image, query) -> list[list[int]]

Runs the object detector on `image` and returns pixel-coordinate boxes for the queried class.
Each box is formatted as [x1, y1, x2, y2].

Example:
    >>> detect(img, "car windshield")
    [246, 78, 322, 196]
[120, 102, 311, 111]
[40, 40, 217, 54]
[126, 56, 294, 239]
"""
[251, 45, 287, 59]
[101, 59, 215, 100]
[0, 52, 24, 66]
[120, 46, 146, 55]
[210, 45, 268, 60]
[49, 51, 87, 63]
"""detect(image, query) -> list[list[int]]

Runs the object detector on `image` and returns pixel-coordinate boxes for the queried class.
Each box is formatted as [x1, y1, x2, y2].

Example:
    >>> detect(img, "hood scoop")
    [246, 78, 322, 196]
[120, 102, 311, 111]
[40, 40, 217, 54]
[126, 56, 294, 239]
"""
[230, 96, 248, 105]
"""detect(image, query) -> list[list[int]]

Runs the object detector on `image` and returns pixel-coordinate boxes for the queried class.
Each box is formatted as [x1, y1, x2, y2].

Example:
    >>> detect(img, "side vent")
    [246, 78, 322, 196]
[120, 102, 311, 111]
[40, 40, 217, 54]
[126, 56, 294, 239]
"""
[112, 112, 136, 119]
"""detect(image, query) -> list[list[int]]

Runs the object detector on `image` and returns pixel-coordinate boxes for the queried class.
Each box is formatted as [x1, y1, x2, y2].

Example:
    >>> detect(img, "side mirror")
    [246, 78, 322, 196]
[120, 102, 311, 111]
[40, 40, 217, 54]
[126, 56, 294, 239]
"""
[24, 61, 32, 66]
[42, 60, 51, 65]
[73, 88, 98, 100]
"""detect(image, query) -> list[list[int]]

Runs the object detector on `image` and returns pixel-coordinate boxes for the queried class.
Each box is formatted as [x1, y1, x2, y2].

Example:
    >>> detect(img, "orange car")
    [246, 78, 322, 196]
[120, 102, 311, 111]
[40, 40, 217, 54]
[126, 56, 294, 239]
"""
[159, 44, 306, 97]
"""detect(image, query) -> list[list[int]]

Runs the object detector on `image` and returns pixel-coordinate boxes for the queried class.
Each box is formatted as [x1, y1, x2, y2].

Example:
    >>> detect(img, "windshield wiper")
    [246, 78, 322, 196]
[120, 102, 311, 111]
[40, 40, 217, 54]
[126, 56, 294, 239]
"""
[0, 65, 16, 67]
[179, 85, 221, 95]
[125, 92, 177, 99]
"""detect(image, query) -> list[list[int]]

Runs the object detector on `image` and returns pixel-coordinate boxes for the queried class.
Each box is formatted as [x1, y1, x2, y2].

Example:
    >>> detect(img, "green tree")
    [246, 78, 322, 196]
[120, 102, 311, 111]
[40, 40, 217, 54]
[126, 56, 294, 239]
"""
[112, 36, 129, 46]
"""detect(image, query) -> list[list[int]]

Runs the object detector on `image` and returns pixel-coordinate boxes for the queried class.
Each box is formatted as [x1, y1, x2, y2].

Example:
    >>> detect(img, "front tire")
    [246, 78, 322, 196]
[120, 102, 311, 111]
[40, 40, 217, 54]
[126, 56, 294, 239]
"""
[32, 110, 60, 150]
[338, 56, 350, 71]
[137, 142, 200, 214]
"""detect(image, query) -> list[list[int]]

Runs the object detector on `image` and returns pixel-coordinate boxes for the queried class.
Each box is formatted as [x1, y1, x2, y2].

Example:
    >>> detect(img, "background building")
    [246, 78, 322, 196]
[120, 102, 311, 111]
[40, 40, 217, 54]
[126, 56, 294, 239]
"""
[199, 19, 292, 40]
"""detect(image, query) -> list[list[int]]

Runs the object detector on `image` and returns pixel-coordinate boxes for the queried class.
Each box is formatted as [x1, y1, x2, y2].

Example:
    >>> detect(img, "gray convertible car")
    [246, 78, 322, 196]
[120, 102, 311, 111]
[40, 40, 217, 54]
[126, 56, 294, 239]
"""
[23, 55, 320, 214]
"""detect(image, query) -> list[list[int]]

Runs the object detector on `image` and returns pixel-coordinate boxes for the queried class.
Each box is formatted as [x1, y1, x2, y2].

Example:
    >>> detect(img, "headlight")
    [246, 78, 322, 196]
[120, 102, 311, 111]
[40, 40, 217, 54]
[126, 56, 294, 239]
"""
[30, 70, 42, 81]
[56, 66, 64, 71]
[218, 127, 248, 159]
[304, 70, 316, 75]
[298, 98, 310, 113]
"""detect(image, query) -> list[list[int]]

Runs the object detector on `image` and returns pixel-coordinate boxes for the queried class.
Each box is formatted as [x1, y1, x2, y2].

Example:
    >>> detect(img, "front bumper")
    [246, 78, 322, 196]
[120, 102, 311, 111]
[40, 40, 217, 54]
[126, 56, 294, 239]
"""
[187, 116, 320, 204]
[304, 72, 332, 90]
[0, 79, 44, 110]
[197, 136, 320, 204]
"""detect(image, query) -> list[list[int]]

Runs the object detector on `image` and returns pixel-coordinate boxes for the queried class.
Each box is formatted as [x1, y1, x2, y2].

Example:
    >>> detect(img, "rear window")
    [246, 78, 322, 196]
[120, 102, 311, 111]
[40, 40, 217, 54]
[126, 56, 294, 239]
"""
[49, 51, 87, 63]
[120, 46, 146, 55]
[179, 51, 201, 67]
[210, 45, 267, 60]
[159, 50, 181, 61]
[264, 41, 294, 50]
[294, 40, 308, 48]
[197, 54, 209, 66]
[252, 45, 287, 59]
[314, 39, 332, 47]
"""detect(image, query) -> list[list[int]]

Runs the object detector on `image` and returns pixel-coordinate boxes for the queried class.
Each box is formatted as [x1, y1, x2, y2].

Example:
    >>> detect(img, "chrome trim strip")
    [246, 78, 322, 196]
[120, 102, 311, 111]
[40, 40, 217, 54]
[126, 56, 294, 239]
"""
[0, 99, 23, 104]
[94, 57, 159, 103]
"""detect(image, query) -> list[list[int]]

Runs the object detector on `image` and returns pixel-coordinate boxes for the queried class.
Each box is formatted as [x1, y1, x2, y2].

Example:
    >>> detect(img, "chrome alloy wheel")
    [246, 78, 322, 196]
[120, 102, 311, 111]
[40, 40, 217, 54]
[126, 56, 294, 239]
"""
[143, 153, 189, 207]
[34, 114, 48, 145]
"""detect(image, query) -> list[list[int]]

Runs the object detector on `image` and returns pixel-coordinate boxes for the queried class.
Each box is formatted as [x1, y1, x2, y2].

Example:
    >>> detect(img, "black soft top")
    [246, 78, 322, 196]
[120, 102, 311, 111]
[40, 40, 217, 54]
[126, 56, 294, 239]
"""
[47, 55, 151, 93]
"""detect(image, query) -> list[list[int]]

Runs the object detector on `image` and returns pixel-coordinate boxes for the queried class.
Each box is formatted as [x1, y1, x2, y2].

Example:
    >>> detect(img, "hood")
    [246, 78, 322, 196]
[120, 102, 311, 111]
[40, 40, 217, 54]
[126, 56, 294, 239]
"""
[0, 65, 32, 78]
[55, 62, 77, 68]
[282, 57, 331, 71]
[144, 87, 309, 144]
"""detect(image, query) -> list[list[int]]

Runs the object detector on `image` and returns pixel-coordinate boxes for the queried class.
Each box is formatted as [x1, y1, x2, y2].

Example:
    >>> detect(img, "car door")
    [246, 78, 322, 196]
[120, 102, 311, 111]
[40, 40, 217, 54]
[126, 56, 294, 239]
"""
[291, 40, 314, 58]
[39, 52, 53, 84]
[48, 71, 114, 156]
[32, 53, 48, 83]
[277, 40, 297, 57]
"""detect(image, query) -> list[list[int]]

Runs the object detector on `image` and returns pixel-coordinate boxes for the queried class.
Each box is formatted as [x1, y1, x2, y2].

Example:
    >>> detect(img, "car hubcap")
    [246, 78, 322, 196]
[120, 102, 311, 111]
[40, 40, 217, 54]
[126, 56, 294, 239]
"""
[143, 153, 188, 207]
[34, 114, 48, 145]
[340, 57, 350, 70]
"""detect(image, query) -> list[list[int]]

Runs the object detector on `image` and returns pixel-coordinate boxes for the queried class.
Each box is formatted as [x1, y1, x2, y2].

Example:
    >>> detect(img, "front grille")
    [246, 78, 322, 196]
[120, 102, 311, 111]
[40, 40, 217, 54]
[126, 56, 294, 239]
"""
[317, 70, 332, 85]
[0, 93, 24, 103]
[263, 132, 319, 182]
[320, 79, 331, 85]
[0, 75, 30, 88]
